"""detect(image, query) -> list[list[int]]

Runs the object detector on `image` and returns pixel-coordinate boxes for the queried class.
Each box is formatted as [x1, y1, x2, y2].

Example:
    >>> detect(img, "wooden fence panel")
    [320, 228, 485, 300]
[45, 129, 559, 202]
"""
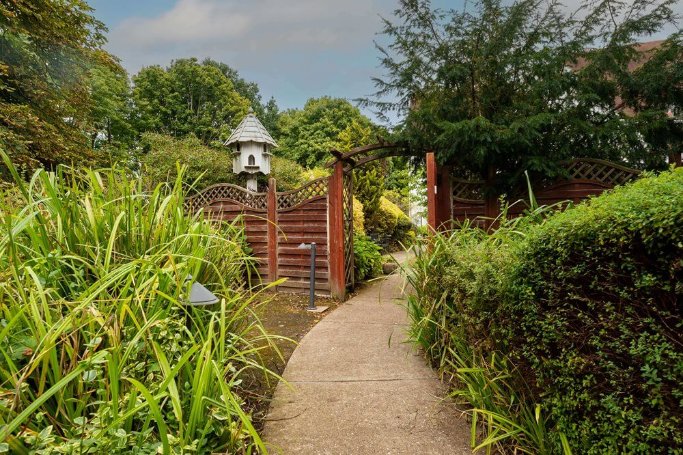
[449, 159, 641, 227]
[186, 178, 334, 297]
[277, 199, 330, 295]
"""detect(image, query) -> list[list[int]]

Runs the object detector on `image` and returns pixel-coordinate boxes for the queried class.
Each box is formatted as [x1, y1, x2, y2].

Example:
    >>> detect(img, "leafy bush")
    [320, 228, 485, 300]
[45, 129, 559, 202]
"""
[501, 167, 683, 453]
[355, 164, 384, 216]
[270, 155, 306, 191]
[0, 158, 273, 453]
[353, 235, 382, 281]
[353, 197, 365, 235]
[140, 133, 237, 191]
[383, 188, 409, 213]
[366, 195, 413, 248]
[405, 223, 559, 454]
[406, 168, 683, 454]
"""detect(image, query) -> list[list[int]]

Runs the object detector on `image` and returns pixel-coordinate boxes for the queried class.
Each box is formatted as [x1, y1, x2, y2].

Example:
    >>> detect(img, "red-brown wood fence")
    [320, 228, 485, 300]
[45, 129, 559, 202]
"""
[185, 171, 348, 299]
[426, 154, 642, 230]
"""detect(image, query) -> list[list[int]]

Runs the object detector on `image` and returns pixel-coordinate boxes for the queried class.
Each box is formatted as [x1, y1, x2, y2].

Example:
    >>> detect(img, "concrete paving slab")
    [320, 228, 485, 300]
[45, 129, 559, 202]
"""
[265, 380, 470, 455]
[320, 300, 407, 325]
[282, 323, 424, 382]
[263, 263, 472, 455]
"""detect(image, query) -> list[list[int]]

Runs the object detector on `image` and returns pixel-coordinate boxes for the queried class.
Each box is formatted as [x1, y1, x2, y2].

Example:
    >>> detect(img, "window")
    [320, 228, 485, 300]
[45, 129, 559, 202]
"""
[248, 155, 256, 166]
[263, 144, 267, 153]
[236, 143, 241, 152]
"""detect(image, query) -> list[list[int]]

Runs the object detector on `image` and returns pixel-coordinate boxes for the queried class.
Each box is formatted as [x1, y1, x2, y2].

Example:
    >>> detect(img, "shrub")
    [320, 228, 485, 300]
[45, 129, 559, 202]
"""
[0, 158, 273, 453]
[140, 133, 237, 191]
[353, 197, 365, 235]
[501, 167, 683, 453]
[270, 155, 306, 190]
[366, 195, 413, 248]
[353, 235, 382, 281]
[355, 164, 384, 216]
[404, 223, 556, 454]
[383, 188, 409, 213]
[406, 168, 683, 454]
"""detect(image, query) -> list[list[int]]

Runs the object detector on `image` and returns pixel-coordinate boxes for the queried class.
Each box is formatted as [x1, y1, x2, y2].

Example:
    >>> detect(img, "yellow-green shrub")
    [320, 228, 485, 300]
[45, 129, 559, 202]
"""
[353, 196, 365, 235]
[366, 195, 412, 247]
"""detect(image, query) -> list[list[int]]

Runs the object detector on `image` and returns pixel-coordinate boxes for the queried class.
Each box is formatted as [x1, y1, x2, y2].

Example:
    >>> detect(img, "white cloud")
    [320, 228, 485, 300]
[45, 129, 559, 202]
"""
[112, 0, 250, 49]
[108, 0, 383, 68]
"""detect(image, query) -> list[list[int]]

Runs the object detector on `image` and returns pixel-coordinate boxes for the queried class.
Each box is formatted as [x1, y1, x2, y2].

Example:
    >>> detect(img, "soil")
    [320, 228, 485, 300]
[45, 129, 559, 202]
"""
[239, 292, 340, 430]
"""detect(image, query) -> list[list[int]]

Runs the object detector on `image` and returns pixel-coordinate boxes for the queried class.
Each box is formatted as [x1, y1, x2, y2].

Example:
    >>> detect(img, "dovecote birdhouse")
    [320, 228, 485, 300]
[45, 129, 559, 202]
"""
[224, 108, 277, 191]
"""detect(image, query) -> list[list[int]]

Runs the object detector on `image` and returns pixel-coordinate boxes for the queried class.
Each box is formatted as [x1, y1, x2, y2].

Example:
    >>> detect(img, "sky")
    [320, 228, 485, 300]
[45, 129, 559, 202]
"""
[89, 0, 444, 123]
[90, 0, 681, 123]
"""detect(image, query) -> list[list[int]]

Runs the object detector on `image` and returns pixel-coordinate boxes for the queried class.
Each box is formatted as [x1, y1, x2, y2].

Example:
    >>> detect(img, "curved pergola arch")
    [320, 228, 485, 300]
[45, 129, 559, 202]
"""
[326, 141, 426, 171]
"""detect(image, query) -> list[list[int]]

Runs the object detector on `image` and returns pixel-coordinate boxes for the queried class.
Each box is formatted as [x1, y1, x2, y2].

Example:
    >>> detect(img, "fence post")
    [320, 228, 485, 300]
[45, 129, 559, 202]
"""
[267, 177, 278, 283]
[426, 151, 437, 232]
[328, 161, 346, 300]
[436, 164, 452, 230]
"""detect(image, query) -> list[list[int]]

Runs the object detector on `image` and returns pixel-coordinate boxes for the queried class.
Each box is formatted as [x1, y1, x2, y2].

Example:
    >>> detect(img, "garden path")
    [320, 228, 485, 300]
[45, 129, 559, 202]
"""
[263, 252, 471, 454]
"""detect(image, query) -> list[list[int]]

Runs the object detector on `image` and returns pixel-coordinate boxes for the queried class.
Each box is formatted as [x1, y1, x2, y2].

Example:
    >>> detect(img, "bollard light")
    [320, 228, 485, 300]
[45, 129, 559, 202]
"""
[298, 242, 317, 311]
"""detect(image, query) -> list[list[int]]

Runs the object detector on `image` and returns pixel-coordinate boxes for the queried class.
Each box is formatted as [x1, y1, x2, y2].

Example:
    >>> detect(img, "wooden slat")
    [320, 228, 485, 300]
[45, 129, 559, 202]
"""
[279, 269, 330, 279]
[278, 280, 331, 291]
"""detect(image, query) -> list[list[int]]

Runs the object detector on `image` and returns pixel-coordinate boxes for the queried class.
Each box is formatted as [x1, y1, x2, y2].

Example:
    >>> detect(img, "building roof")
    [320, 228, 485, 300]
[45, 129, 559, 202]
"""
[569, 40, 665, 72]
[224, 108, 278, 147]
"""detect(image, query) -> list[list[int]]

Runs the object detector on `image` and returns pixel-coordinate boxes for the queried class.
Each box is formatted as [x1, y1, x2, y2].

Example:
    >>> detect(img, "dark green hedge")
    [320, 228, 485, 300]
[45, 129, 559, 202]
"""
[501, 167, 683, 453]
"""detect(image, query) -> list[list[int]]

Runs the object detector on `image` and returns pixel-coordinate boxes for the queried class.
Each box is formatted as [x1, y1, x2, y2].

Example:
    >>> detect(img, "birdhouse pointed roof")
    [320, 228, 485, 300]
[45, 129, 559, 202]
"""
[224, 108, 278, 147]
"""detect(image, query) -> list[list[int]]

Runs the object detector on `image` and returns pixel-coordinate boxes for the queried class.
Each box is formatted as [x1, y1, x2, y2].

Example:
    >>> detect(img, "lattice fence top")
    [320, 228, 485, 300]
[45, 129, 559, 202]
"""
[452, 158, 641, 202]
[452, 178, 485, 202]
[185, 183, 268, 212]
[276, 178, 328, 210]
[564, 158, 640, 186]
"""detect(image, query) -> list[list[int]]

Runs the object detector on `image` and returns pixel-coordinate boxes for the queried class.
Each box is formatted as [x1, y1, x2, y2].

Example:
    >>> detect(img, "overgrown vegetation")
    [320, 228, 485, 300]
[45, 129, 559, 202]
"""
[406, 168, 683, 454]
[0, 157, 276, 453]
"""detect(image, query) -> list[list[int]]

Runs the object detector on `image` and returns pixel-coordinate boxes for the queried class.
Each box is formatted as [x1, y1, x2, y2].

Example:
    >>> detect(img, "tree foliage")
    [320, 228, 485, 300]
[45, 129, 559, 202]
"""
[0, 0, 108, 174]
[277, 97, 378, 167]
[139, 133, 236, 191]
[132, 58, 251, 146]
[368, 0, 682, 192]
[86, 60, 134, 150]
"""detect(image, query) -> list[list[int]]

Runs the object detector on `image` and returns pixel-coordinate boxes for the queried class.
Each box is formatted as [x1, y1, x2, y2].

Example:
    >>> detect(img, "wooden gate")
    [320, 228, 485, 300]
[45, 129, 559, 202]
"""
[185, 177, 346, 298]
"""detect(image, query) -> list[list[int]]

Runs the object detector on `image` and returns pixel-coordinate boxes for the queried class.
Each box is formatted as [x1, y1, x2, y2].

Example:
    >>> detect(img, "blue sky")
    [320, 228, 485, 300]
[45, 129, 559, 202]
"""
[89, 0, 680, 124]
[90, 0, 452, 123]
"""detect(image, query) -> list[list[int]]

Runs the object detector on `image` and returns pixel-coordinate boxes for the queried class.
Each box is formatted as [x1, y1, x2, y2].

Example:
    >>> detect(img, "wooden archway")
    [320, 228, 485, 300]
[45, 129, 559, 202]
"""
[326, 142, 437, 294]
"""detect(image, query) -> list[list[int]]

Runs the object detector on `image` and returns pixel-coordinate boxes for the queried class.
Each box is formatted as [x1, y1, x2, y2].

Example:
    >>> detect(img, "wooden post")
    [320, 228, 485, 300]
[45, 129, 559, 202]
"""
[328, 161, 346, 300]
[426, 151, 438, 232]
[267, 178, 278, 283]
[436, 165, 452, 230]
[484, 164, 498, 230]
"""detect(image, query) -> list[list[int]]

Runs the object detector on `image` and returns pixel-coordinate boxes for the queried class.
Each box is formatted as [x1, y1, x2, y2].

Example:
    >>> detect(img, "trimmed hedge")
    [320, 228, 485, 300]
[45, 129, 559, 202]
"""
[502, 167, 683, 453]
[408, 167, 683, 453]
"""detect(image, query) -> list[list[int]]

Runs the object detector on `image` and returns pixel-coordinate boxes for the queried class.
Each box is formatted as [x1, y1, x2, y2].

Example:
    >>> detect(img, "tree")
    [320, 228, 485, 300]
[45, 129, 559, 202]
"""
[132, 58, 250, 145]
[86, 59, 134, 150]
[261, 97, 281, 137]
[367, 0, 682, 196]
[277, 97, 378, 167]
[0, 0, 107, 175]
